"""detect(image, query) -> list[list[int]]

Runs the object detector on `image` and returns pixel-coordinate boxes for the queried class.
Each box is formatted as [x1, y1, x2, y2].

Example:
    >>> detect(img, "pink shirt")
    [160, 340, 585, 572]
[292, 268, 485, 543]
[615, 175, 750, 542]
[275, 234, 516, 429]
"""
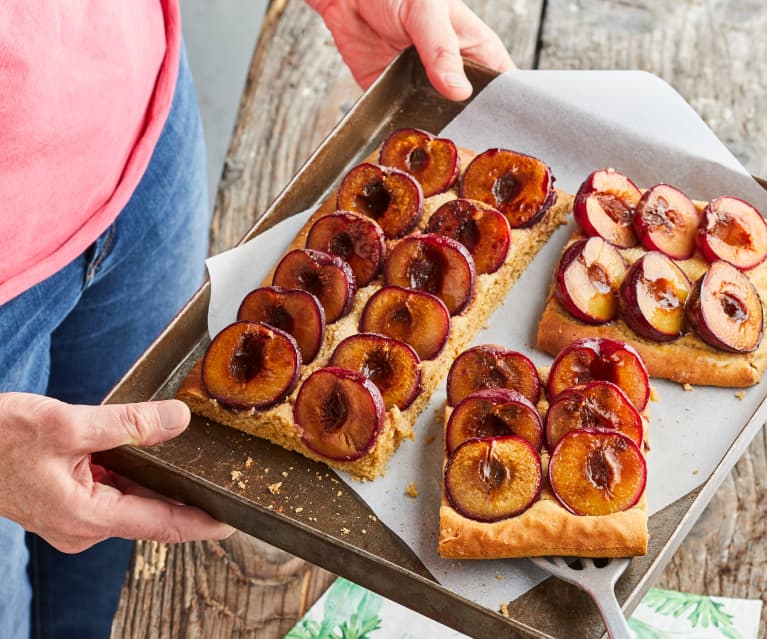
[0, 1, 181, 305]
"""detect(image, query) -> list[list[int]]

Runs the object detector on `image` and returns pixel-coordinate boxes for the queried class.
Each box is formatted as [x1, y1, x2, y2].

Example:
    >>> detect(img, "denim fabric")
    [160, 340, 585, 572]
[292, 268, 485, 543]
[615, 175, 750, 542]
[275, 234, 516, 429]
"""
[0, 44, 209, 639]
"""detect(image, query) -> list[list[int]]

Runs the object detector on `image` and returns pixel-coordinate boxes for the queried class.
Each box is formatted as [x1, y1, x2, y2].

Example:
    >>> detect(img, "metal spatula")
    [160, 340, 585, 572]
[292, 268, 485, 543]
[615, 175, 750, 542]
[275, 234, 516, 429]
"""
[529, 556, 632, 639]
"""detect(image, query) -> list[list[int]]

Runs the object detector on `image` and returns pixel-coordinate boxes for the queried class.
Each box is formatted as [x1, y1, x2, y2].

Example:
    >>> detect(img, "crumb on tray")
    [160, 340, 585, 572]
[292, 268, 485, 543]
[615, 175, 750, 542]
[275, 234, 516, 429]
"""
[405, 482, 419, 498]
[267, 481, 283, 495]
[682, 383, 694, 392]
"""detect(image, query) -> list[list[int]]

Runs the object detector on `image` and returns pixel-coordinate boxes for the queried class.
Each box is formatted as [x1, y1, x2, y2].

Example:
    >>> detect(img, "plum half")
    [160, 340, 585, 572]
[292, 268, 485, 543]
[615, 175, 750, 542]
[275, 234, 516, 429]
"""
[446, 389, 543, 455]
[446, 345, 541, 407]
[294, 366, 385, 461]
[545, 381, 643, 451]
[573, 168, 641, 248]
[202, 321, 301, 410]
[553, 237, 628, 325]
[547, 337, 650, 410]
[425, 199, 511, 275]
[549, 429, 646, 516]
[383, 233, 476, 315]
[337, 163, 424, 239]
[272, 248, 356, 324]
[444, 435, 542, 522]
[330, 332, 422, 411]
[305, 211, 386, 286]
[459, 148, 557, 228]
[686, 260, 764, 353]
[619, 251, 691, 342]
[697, 196, 767, 270]
[378, 128, 460, 197]
[237, 286, 325, 363]
[359, 286, 450, 360]
[634, 184, 699, 260]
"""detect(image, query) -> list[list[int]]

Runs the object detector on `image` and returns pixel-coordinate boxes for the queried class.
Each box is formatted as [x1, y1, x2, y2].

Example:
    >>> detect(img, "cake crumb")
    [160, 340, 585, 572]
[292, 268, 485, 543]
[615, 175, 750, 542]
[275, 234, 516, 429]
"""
[495, 574, 503, 581]
[295, 507, 304, 513]
[230, 470, 243, 481]
[369, 515, 377, 522]
[692, 469, 699, 475]
[264, 467, 270, 474]
[405, 482, 419, 498]
[649, 387, 659, 402]
[281, 471, 289, 477]
[245, 457, 254, 468]
[237, 481, 246, 489]
[735, 390, 746, 400]
[341, 527, 350, 535]
[682, 383, 694, 392]
[268, 482, 283, 495]
[361, 529, 367, 534]
[337, 490, 343, 497]
[499, 603, 510, 618]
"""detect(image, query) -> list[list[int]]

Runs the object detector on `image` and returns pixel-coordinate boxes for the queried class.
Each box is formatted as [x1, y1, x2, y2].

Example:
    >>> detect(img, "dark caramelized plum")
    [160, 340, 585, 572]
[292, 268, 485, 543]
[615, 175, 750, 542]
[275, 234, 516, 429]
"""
[272, 248, 356, 323]
[337, 163, 424, 238]
[547, 337, 650, 410]
[425, 199, 511, 274]
[549, 430, 646, 516]
[384, 233, 476, 315]
[305, 211, 386, 286]
[237, 286, 325, 363]
[697, 196, 767, 270]
[202, 321, 300, 410]
[330, 333, 422, 411]
[446, 345, 540, 407]
[554, 237, 628, 324]
[446, 389, 543, 455]
[634, 184, 700, 259]
[686, 260, 764, 353]
[459, 148, 556, 228]
[444, 435, 542, 522]
[545, 381, 643, 450]
[294, 367, 385, 461]
[619, 251, 691, 342]
[359, 286, 450, 360]
[378, 128, 460, 196]
[573, 168, 641, 248]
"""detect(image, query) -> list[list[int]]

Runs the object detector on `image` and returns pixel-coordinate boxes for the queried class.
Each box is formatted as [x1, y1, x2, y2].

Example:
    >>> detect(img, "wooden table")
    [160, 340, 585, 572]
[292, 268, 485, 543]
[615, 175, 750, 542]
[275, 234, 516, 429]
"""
[111, 1, 767, 636]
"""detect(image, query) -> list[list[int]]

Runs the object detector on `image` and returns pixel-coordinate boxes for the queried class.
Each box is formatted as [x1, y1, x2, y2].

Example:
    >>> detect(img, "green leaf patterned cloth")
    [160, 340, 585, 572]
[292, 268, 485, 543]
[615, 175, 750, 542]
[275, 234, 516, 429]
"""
[285, 581, 762, 639]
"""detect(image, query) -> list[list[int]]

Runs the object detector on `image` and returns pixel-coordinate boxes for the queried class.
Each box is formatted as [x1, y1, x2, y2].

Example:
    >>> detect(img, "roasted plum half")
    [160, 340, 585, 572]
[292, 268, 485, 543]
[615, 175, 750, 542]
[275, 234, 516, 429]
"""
[378, 128, 460, 196]
[272, 248, 356, 324]
[697, 196, 767, 270]
[294, 367, 385, 461]
[330, 332, 422, 411]
[202, 321, 301, 410]
[305, 211, 386, 286]
[446, 389, 543, 455]
[545, 381, 643, 450]
[549, 430, 646, 516]
[444, 435, 542, 522]
[446, 345, 540, 407]
[547, 337, 650, 410]
[237, 286, 325, 363]
[359, 286, 450, 361]
[337, 163, 424, 239]
[384, 233, 476, 315]
[425, 199, 511, 275]
[573, 168, 641, 248]
[459, 148, 556, 228]
[634, 184, 700, 259]
[686, 260, 764, 353]
[619, 251, 692, 342]
[553, 237, 628, 324]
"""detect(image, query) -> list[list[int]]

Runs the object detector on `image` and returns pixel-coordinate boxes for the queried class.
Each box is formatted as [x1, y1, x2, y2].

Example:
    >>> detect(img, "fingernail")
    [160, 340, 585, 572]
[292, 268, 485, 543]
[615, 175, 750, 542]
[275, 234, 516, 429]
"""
[154, 400, 190, 431]
[444, 72, 472, 90]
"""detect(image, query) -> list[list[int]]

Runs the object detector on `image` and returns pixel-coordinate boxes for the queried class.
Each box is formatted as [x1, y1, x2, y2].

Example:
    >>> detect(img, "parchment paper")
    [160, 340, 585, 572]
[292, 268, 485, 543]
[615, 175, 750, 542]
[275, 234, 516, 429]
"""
[206, 71, 767, 609]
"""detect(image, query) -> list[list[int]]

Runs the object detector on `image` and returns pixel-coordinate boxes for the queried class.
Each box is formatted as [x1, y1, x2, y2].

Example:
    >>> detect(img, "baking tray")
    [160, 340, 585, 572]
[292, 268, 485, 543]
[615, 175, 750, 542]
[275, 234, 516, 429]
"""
[97, 48, 767, 639]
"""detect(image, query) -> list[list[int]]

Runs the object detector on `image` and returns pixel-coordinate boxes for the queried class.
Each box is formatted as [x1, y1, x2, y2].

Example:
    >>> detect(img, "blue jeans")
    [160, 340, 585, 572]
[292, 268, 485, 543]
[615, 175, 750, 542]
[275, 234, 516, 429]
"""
[0, 46, 209, 639]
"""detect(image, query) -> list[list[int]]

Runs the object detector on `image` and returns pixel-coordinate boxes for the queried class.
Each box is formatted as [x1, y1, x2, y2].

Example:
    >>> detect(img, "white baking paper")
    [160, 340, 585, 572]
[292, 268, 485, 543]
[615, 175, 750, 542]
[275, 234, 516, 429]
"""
[205, 70, 767, 611]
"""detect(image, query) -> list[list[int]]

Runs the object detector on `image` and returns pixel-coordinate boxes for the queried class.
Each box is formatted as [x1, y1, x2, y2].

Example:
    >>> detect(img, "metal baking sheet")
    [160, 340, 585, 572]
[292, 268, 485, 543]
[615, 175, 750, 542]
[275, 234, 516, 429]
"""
[97, 49, 767, 639]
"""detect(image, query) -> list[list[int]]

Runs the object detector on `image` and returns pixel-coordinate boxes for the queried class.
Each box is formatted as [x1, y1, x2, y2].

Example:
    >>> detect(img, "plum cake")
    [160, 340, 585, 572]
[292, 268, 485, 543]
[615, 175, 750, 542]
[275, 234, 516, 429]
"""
[177, 128, 571, 480]
[537, 168, 767, 387]
[439, 337, 650, 559]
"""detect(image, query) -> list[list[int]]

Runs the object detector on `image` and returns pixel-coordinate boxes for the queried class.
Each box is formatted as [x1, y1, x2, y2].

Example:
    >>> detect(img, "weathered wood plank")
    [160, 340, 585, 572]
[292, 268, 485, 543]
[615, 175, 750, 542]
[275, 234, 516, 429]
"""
[539, 0, 767, 632]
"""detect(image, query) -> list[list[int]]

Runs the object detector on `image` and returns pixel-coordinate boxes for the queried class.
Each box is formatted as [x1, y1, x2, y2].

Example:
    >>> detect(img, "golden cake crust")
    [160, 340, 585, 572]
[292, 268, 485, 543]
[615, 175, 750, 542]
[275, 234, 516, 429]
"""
[177, 145, 572, 479]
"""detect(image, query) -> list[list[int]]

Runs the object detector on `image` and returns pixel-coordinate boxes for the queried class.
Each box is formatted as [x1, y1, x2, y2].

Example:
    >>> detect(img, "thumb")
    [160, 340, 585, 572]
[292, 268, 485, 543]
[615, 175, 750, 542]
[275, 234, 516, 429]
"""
[73, 399, 191, 454]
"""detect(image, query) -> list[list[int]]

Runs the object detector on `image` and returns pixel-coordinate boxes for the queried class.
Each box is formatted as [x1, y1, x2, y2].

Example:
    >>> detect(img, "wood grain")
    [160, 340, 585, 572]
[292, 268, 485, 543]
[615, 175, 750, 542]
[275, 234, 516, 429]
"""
[112, 0, 766, 637]
[538, 0, 767, 633]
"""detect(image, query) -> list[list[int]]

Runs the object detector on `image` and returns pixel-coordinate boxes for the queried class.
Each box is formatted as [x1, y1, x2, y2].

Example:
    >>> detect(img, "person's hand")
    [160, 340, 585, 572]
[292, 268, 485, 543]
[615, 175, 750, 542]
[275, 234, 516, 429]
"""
[307, 0, 514, 101]
[0, 393, 234, 553]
